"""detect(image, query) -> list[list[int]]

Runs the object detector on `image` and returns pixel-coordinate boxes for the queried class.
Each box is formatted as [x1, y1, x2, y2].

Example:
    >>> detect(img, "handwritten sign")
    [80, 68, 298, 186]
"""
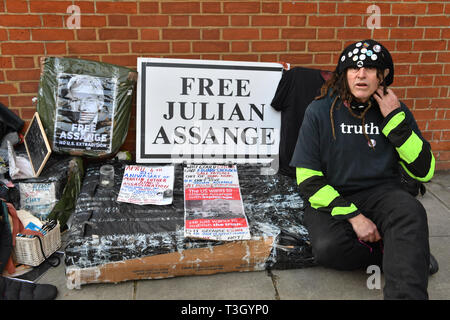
[117, 165, 175, 205]
[24, 112, 52, 177]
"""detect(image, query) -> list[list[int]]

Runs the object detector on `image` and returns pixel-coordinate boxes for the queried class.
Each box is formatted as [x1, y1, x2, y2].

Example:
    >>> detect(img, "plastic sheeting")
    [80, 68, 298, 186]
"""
[37, 57, 137, 158]
[65, 161, 315, 280]
[12, 154, 83, 229]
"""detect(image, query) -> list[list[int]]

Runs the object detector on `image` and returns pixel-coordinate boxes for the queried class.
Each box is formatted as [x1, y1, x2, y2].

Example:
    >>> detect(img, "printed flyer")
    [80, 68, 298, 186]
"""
[183, 164, 251, 241]
[117, 165, 174, 205]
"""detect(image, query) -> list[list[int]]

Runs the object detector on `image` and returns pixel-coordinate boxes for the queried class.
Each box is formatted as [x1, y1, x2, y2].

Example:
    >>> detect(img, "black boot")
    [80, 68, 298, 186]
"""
[0, 276, 58, 300]
[429, 254, 439, 276]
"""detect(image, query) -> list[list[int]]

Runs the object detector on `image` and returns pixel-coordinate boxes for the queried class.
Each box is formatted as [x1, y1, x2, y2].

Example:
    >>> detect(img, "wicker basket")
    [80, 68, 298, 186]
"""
[14, 222, 61, 267]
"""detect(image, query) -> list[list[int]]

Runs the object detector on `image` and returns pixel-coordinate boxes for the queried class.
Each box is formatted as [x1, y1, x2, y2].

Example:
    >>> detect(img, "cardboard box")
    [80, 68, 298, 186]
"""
[66, 237, 273, 288]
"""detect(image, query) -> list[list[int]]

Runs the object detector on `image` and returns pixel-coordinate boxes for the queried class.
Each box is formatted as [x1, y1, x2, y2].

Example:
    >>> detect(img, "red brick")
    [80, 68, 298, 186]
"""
[14, 57, 35, 68]
[252, 15, 287, 26]
[11, 95, 34, 108]
[336, 28, 370, 40]
[408, 88, 440, 99]
[428, 120, 450, 131]
[289, 41, 306, 51]
[435, 76, 450, 86]
[110, 42, 130, 54]
[32, 29, 75, 41]
[231, 42, 249, 52]
[252, 41, 287, 52]
[319, 3, 336, 14]
[412, 109, 436, 120]
[223, 28, 259, 40]
[19, 82, 39, 94]
[96, 2, 137, 14]
[398, 16, 416, 27]
[262, 2, 279, 14]
[21, 108, 36, 121]
[131, 42, 170, 54]
[79, 15, 107, 27]
[202, 29, 220, 40]
[436, 161, 450, 171]
[221, 54, 255, 61]
[68, 42, 108, 54]
[130, 15, 169, 27]
[337, 2, 371, 14]
[282, 3, 317, 14]
[108, 15, 128, 27]
[279, 54, 313, 65]
[193, 41, 229, 53]
[308, 41, 341, 52]
[390, 28, 424, 39]
[172, 42, 191, 53]
[224, 2, 260, 14]
[420, 52, 437, 63]
[171, 16, 190, 27]
[281, 28, 316, 39]
[289, 16, 306, 27]
[162, 29, 200, 40]
[309, 16, 345, 27]
[46, 42, 67, 55]
[261, 28, 279, 40]
[76, 1, 95, 13]
[192, 15, 229, 26]
[0, 84, 18, 94]
[30, 1, 72, 13]
[230, 16, 249, 26]
[139, 2, 159, 14]
[162, 2, 200, 14]
[417, 16, 450, 27]
[345, 15, 363, 27]
[430, 99, 450, 109]
[2, 42, 44, 55]
[141, 29, 160, 40]
[202, 2, 221, 14]
[1, 15, 41, 27]
[77, 29, 97, 41]
[0, 29, 7, 41]
[99, 29, 138, 40]
[0, 57, 12, 69]
[42, 15, 64, 27]
[391, 53, 419, 64]
[392, 3, 427, 14]
[427, 3, 444, 14]
[411, 64, 443, 75]
[102, 55, 137, 68]
[6, 0, 28, 13]
[8, 29, 30, 40]
[413, 40, 446, 51]
[5, 69, 40, 81]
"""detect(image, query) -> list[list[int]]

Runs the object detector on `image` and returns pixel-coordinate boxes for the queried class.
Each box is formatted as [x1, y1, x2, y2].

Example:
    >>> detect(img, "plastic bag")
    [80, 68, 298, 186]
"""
[37, 57, 137, 158]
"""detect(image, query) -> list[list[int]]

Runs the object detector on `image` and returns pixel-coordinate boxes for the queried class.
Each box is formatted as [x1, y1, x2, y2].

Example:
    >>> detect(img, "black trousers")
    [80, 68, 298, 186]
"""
[304, 183, 430, 300]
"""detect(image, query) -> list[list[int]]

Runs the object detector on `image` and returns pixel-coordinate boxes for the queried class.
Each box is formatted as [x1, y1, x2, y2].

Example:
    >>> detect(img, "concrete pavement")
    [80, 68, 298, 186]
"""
[36, 170, 450, 300]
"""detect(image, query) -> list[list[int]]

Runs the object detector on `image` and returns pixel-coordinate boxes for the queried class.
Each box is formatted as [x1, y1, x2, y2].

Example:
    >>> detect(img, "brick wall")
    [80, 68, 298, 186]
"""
[0, 0, 449, 169]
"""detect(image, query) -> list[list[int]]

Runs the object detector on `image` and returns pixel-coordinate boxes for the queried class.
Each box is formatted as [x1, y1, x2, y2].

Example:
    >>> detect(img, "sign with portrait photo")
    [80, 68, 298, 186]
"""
[53, 73, 117, 153]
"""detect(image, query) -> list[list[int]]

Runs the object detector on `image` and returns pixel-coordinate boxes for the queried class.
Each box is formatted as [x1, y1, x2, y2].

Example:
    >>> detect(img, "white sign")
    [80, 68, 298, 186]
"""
[117, 165, 174, 205]
[136, 58, 283, 163]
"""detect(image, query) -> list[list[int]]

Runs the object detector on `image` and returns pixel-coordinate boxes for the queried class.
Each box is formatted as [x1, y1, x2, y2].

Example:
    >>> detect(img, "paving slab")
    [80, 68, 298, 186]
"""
[135, 270, 277, 300]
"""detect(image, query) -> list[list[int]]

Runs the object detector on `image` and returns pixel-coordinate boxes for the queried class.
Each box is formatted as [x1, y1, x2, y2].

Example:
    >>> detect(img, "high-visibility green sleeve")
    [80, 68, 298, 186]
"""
[296, 167, 359, 219]
[381, 108, 435, 182]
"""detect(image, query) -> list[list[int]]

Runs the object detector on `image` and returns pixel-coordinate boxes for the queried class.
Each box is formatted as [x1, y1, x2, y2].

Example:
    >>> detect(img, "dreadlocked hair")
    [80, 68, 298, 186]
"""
[315, 68, 388, 150]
